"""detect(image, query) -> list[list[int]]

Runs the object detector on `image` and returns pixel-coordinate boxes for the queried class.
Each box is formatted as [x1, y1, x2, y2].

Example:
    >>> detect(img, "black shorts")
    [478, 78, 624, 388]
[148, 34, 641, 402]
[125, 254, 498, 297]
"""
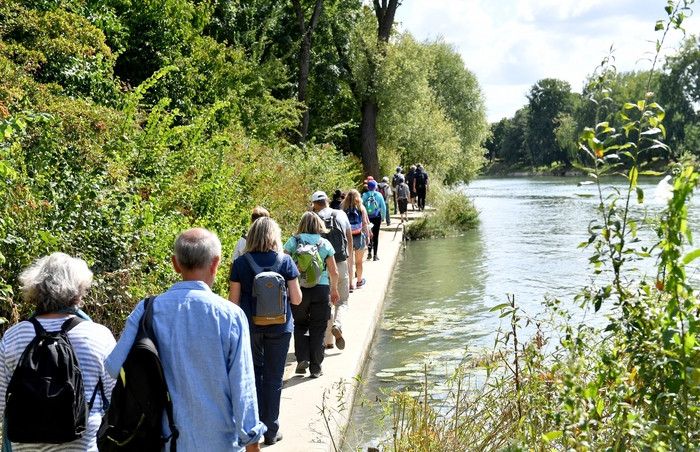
[398, 199, 408, 213]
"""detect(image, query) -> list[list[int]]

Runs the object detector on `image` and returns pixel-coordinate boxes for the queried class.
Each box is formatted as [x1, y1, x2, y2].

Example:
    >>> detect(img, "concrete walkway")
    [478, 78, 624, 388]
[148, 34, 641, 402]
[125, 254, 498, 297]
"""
[272, 209, 422, 451]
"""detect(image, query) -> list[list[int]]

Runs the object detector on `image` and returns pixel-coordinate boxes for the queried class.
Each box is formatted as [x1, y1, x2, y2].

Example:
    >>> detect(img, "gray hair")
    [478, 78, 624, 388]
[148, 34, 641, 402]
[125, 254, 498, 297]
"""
[174, 228, 222, 270]
[19, 252, 93, 314]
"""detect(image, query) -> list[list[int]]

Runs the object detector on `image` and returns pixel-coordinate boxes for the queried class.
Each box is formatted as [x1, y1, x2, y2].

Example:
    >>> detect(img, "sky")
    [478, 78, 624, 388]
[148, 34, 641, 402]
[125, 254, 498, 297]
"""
[395, 0, 700, 123]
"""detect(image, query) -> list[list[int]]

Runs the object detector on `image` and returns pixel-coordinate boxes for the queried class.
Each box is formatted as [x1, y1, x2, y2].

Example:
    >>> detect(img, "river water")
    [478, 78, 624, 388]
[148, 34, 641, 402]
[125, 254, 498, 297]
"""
[345, 176, 698, 450]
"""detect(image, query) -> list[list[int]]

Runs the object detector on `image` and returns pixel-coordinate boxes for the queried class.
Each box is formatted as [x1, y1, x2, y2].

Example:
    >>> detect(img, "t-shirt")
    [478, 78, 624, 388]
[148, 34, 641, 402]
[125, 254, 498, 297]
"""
[230, 251, 299, 334]
[0, 318, 116, 452]
[414, 170, 429, 188]
[283, 234, 335, 286]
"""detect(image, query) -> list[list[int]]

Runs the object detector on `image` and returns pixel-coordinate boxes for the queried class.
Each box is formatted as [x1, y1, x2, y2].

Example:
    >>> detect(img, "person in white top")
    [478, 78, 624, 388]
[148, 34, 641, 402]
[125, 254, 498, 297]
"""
[0, 252, 116, 452]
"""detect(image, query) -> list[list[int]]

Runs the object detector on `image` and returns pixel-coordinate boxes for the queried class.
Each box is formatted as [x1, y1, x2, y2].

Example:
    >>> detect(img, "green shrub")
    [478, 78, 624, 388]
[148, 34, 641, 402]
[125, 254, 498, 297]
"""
[405, 185, 478, 240]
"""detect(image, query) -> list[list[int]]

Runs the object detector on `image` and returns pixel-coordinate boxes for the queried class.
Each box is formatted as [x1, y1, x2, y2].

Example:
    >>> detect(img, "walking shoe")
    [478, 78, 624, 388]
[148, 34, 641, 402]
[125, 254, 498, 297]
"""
[356, 278, 366, 288]
[264, 433, 283, 446]
[310, 370, 323, 378]
[295, 360, 310, 374]
[331, 326, 345, 350]
[326, 343, 334, 349]
[349, 284, 354, 293]
[367, 252, 372, 260]
[373, 255, 379, 261]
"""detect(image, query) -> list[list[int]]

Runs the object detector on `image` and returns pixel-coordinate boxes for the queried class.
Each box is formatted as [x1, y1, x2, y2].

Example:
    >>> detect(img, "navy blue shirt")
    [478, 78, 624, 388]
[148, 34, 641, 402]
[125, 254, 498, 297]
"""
[230, 251, 299, 334]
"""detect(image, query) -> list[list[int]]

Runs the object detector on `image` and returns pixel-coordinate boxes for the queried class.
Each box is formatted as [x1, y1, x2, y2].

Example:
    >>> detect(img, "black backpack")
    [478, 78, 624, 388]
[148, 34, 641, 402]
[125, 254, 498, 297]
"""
[97, 296, 179, 452]
[318, 210, 348, 263]
[5, 316, 92, 444]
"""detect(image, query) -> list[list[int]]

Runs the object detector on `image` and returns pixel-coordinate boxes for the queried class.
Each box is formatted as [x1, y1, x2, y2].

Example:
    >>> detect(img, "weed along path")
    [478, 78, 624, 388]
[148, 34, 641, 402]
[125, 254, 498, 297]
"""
[276, 209, 422, 451]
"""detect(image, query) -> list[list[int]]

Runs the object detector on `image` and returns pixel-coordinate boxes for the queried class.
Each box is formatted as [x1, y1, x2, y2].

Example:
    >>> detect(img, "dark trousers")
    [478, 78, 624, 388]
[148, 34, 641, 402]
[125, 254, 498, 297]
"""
[416, 186, 427, 210]
[393, 194, 398, 215]
[291, 285, 331, 374]
[251, 331, 291, 438]
[369, 216, 382, 256]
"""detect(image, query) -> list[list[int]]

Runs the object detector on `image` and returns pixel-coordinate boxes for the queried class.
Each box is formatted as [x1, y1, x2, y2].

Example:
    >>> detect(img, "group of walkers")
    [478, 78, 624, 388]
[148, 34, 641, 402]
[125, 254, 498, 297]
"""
[0, 164, 431, 451]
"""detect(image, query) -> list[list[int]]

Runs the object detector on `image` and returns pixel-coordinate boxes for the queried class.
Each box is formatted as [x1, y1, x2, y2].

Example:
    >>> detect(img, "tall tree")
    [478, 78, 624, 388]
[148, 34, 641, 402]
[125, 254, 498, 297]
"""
[292, 0, 324, 144]
[658, 34, 700, 156]
[358, 0, 400, 177]
[334, 1, 400, 177]
[526, 78, 574, 166]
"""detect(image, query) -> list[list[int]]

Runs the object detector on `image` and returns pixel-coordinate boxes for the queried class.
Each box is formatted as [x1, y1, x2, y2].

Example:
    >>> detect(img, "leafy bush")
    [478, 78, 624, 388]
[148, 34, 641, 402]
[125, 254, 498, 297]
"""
[405, 185, 478, 240]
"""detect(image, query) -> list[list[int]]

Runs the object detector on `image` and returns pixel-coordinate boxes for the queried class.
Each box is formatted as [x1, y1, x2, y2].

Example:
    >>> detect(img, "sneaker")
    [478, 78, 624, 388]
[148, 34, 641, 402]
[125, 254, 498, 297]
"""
[264, 433, 283, 445]
[356, 278, 366, 288]
[331, 326, 345, 350]
[326, 343, 334, 349]
[310, 370, 323, 378]
[349, 284, 354, 293]
[367, 253, 372, 260]
[295, 360, 310, 374]
[373, 255, 379, 261]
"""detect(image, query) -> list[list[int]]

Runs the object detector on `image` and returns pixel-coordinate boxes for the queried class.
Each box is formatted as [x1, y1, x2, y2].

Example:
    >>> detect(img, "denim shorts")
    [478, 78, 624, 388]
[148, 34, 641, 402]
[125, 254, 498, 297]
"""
[352, 232, 366, 250]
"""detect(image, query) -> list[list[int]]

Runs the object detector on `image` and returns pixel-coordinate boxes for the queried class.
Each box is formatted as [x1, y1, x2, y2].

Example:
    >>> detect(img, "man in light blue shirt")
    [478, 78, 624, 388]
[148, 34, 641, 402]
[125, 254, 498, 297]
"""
[106, 228, 266, 451]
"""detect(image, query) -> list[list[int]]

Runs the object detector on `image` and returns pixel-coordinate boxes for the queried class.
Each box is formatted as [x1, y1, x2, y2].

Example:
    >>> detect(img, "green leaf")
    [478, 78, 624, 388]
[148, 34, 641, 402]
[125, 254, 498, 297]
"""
[542, 430, 563, 442]
[656, 20, 665, 30]
[489, 303, 511, 312]
[682, 248, 700, 265]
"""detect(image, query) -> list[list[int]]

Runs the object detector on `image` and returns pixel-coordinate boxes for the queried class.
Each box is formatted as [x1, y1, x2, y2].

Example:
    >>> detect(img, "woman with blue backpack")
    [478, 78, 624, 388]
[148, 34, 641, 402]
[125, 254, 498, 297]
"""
[283, 212, 339, 379]
[341, 189, 371, 291]
[362, 180, 387, 261]
[229, 217, 302, 446]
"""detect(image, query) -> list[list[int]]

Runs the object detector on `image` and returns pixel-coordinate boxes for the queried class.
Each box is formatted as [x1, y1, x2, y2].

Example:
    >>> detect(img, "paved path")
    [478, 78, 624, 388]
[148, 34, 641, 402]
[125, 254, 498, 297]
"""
[272, 209, 422, 451]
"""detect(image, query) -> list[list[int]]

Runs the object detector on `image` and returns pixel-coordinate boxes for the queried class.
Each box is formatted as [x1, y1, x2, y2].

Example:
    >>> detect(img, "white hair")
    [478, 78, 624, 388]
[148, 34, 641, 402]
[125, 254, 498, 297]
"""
[19, 252, 93, 314]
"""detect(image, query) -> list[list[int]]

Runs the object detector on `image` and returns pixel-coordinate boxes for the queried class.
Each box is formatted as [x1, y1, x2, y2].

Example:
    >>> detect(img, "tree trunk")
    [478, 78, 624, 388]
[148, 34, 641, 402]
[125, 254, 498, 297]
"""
[296, 33, 312, 144]
[292, 0, 324, 145]
[355, 0, 399, 175]
[360, 99, 380, 178]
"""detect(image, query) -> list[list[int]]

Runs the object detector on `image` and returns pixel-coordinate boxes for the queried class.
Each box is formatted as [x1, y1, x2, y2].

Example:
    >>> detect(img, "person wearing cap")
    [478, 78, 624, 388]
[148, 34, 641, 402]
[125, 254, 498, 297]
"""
[391, 167, 403, 215]
[377, 177, 392, 226]
[413, 163, 430, 211]
[362, 180, 387, 261]
[309, 191, 353, 352]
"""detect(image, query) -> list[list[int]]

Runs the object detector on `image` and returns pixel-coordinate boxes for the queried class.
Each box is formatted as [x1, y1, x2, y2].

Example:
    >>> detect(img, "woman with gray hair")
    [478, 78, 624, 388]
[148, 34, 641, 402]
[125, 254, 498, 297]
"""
[0, 252, 116, 451]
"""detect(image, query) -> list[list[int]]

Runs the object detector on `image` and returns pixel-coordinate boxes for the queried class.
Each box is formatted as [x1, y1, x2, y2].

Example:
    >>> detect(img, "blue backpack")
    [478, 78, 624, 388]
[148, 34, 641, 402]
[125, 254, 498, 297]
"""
[346, 207, 363, 234]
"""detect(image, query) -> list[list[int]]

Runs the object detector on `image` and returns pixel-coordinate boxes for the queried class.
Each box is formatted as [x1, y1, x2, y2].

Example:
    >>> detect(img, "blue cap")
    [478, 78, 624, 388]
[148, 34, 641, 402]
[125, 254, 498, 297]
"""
[368, 180, 377, 190]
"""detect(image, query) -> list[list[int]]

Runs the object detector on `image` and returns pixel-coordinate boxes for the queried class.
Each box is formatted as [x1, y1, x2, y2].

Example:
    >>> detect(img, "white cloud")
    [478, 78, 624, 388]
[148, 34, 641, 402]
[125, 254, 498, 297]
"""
[396, 0, 700, 122]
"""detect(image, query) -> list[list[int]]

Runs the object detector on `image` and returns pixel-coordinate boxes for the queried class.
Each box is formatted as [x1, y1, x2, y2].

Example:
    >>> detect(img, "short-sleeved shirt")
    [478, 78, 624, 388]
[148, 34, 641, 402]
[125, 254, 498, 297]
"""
[230, 251, 299, 334]
[0, 318, 116, 452]
[283, 234, 335, 285]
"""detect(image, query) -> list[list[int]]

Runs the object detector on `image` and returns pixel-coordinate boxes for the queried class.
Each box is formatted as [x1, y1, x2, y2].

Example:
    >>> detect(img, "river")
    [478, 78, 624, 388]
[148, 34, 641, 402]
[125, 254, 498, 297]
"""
[344, 176, 698, 450]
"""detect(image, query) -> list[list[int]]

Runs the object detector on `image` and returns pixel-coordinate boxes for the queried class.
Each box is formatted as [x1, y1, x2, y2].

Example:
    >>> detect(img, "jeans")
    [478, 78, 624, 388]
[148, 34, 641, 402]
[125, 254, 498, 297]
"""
[251, 331, 292, 438]
[291, 285, 331, 375]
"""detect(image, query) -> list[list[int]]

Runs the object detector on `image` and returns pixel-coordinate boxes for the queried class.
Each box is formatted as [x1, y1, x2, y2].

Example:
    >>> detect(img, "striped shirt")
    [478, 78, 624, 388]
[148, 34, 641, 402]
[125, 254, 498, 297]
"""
[0, 317, 117, 452]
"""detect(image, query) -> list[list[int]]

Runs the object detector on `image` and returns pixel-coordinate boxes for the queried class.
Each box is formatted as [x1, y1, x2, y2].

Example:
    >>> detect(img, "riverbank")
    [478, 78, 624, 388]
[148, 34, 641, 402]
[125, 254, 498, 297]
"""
[275, 208, 424, 451]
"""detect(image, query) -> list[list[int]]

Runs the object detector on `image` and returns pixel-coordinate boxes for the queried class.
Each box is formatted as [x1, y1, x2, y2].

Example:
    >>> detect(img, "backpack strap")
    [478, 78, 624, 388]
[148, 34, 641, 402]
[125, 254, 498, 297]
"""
[243, 252, 262, 275]
[139, 295, 179, 452]
[88, 377, 109, 411]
